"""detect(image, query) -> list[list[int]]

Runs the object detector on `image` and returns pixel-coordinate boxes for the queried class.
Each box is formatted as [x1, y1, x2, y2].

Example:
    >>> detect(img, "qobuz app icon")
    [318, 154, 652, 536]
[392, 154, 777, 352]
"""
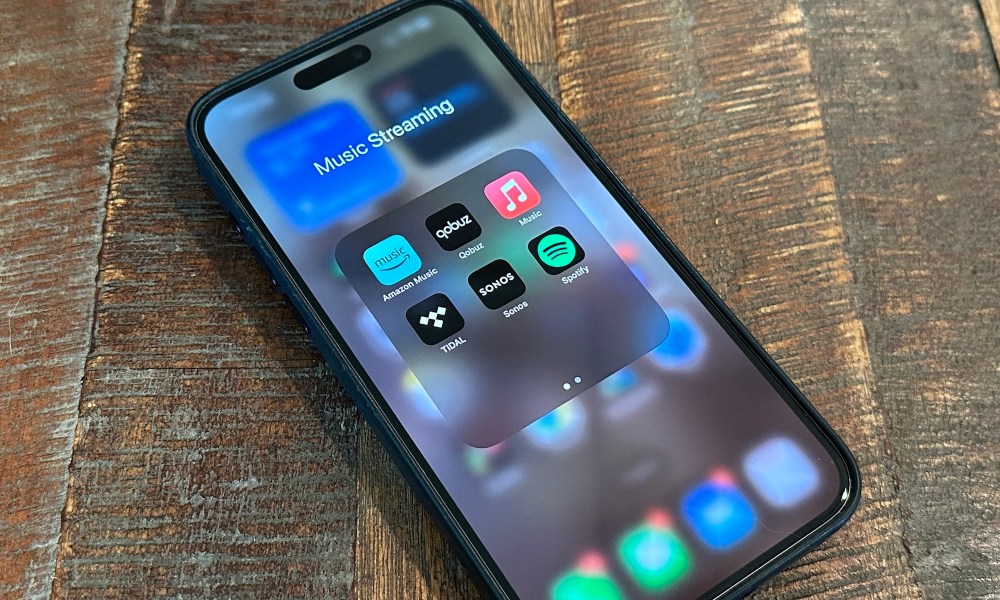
[406, 293, 465, 345]
[468, 259, 526, 309]
[363, 234, 421, 286]
[425, 203, 482, 251]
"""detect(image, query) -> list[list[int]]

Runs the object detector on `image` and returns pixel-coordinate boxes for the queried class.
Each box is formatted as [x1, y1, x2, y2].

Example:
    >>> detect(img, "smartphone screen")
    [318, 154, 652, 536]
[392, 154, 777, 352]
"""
[197, 3, 854, 598]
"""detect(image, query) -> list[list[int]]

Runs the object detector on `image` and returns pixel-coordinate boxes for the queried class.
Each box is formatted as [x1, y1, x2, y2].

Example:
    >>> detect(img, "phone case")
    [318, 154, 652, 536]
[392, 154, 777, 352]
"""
[185, 1, 861, 598]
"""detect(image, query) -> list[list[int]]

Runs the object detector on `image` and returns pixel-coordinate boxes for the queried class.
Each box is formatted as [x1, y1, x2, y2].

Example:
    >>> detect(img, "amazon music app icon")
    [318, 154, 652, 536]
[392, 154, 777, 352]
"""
[484, 171, 540, 219]
[363, 234, 422, 286]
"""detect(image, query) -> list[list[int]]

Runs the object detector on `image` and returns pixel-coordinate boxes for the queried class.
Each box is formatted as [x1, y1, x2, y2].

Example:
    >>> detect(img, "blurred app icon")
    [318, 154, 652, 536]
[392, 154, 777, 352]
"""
[599, 367, 638, 398]
[485, 171, 541, 219]
[364, 234, 422, 285]
[524, 401, 586, 450]
[462, 442, 525, 496]
[462, 442, 524, 495]
[614, 242, 652, 288]
[681, 470, 756, 550]
[551, 551, 624, 600]
[401, 369, 443, 420]
[463, 442, 508, 477]
[370, 47, 511, 163]
[246, 101, 401, 231]
[328, 256, 346, 280]
[613, 241, 639, 264]
[617, 510, 691, 592]
[649, 310, 706, 369]
[742, 437, 820, 508]
[356, 308, 395, 357]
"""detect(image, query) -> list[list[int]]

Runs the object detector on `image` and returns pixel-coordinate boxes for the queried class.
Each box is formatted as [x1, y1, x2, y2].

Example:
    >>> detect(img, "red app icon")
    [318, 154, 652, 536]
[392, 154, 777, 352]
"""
[484, 171, 541, 219]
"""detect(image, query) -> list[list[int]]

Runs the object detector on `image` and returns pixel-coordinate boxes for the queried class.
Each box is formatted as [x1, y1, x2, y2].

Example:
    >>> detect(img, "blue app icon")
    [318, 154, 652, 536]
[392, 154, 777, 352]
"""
[742, 437, 820, 508]
[599, 367, 638, 398]
[246, 101, 401, 231]
[524, 401, 586, 450]
[650, 310, 706, 369]
[364, 234, 421, 285]
[681, 471, 756, 550]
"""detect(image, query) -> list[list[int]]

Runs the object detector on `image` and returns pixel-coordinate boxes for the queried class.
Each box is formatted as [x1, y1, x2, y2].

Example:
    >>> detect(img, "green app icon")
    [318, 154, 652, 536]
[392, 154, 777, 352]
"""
[529, 226, 585, 275]
[617, 511, 691, 592]
[551, 552, 624, 600]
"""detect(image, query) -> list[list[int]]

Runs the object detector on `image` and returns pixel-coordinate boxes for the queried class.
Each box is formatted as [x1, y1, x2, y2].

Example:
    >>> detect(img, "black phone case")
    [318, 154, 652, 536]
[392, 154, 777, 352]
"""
[185, 1, 862, 598]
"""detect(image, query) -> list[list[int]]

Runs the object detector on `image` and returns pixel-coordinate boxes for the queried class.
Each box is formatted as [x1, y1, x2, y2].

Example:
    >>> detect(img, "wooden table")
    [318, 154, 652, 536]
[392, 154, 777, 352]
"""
[2, 0, 998, 598]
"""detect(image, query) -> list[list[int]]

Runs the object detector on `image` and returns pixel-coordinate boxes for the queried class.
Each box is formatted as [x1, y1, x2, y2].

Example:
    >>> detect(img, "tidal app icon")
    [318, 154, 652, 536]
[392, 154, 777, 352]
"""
[406, 293, 464, 345]
[363, 234, 421, 285]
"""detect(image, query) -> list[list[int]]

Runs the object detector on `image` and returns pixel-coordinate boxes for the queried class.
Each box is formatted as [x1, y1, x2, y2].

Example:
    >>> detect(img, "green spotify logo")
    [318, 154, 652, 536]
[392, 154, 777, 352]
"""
[529, 226, 585, 275]
[537, 234, 576, 267]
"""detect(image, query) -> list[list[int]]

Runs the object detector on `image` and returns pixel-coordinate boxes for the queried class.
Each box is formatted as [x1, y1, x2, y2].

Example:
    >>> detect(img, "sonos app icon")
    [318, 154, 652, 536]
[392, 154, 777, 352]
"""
[363, 234, 421, 285]
[468, 259, 526, 309]
[425, 203, 481, 251]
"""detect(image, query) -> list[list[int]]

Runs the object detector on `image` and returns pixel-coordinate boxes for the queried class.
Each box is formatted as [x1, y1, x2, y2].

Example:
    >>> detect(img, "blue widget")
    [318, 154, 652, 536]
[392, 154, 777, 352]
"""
[246, 101, 401, 231]
[681, 472, 756, 550]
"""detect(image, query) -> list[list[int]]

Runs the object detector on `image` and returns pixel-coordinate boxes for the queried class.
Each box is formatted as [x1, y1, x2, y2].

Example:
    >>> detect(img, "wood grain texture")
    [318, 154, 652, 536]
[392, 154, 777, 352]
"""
[551, 0, 921, 597]
[0, 2, 130, 599]
[52, 1, 370, 598]
[802, 0, 1000, 596]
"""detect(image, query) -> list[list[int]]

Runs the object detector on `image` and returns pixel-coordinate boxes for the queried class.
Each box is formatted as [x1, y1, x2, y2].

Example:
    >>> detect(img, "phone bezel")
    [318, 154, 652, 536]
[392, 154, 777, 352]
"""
[185, 1, 862, 598]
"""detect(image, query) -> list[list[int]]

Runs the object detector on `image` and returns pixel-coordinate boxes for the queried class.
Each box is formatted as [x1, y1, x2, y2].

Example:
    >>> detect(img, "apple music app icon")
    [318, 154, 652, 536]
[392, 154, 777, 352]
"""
[484, 170, 540, 219]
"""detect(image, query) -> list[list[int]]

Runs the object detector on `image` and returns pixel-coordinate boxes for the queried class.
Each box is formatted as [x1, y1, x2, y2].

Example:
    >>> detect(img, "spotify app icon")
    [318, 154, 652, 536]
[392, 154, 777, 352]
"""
[529, 226, 585, 275]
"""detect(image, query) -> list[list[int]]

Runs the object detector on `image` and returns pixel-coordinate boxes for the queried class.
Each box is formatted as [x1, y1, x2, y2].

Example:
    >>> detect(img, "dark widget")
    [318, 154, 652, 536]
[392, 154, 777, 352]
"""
[370, 47, 512, 163]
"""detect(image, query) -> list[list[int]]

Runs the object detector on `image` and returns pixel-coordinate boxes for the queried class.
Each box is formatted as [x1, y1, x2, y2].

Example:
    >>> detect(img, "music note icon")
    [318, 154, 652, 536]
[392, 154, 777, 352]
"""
[484, 171, 541, 219]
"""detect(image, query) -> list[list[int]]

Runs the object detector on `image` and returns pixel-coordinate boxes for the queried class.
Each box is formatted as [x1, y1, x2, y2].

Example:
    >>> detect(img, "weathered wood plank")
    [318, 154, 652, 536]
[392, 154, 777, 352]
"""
[801, 0, 1000, 596]
[552, 0, 922, 597]
[52, 1, 370, 598]
[0, 2, 130, 599]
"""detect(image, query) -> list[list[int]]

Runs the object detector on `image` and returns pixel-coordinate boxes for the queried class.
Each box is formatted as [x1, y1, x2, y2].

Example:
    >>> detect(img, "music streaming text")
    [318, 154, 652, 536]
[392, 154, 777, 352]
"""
[312, 98, 455, 176]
